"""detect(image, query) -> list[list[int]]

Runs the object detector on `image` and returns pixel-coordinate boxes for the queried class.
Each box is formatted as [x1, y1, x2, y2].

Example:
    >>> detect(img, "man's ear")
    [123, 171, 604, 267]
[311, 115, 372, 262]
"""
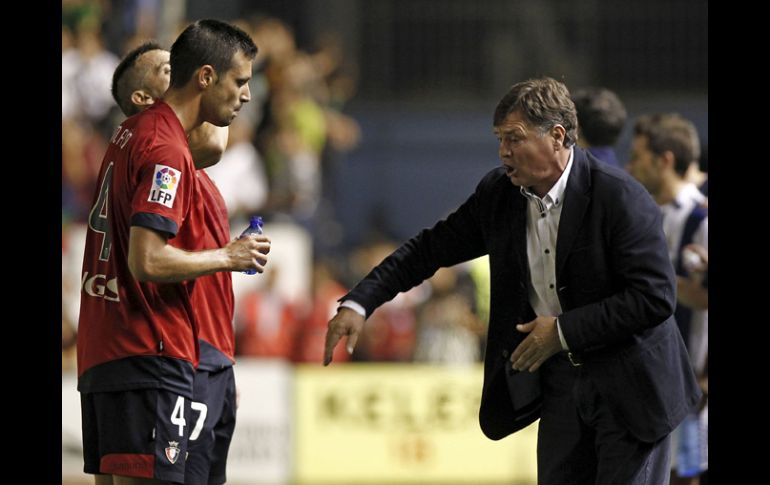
[130, 90, 154, 108]
[198, 65, 216, 89]
[659, 150, 676, 170]
[551, 124, 566, 149]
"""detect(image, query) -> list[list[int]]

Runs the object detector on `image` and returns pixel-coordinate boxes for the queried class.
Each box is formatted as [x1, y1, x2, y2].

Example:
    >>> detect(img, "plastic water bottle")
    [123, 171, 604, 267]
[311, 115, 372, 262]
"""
[238, 216, 263, 275]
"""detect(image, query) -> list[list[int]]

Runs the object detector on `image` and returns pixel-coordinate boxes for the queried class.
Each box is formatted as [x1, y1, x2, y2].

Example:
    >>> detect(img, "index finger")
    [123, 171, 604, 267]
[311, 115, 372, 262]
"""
[323, 326, 343, 366]
[510, 337, 529, 363]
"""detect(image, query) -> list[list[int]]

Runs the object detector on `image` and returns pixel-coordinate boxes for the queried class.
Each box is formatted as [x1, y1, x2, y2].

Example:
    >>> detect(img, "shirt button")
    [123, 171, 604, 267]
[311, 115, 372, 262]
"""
[541, 213, 546, 218]
[501, 349, 510, 359]
[549, 284, 555, 289]
[544, 249, 550, 254]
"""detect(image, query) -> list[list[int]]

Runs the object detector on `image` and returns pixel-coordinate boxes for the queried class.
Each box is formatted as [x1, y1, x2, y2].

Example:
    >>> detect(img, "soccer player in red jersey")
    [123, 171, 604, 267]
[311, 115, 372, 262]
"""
[109, 40, 244, 485]
[77, 20, 269, 485]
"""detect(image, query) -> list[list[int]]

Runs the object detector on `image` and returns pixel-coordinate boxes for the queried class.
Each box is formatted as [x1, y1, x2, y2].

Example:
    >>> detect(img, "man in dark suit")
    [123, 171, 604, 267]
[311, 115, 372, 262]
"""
[323, 77, 701, 484]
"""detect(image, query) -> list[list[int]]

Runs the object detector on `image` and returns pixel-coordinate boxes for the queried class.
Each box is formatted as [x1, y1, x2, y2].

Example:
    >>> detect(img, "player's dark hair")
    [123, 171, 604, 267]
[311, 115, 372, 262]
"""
[111, 41, 163, 116]
[169, 19, 257, 89]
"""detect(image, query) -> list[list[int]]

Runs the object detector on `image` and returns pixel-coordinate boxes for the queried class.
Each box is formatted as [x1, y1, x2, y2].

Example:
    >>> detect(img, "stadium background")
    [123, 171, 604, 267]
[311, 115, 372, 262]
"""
[62, 1, 708, 483]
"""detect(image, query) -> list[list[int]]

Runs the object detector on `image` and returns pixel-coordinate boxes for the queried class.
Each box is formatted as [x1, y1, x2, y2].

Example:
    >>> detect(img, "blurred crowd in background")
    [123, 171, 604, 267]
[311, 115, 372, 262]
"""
[62, 0, 707, 372]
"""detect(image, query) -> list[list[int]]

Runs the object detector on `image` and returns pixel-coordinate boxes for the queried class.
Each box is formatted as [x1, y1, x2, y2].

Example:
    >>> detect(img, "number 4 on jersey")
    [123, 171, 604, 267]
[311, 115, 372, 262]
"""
[88, 162, 114, 261]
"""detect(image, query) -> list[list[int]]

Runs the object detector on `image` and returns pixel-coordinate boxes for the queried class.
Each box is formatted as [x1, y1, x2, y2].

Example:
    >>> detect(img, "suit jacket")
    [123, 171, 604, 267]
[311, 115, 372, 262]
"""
[345, 147, 701, 443]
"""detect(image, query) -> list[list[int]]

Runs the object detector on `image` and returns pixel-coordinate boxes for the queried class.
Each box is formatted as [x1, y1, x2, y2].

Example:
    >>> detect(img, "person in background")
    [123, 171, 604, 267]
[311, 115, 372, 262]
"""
[627, 113, 708, 484]
[571, 86, 627, 169]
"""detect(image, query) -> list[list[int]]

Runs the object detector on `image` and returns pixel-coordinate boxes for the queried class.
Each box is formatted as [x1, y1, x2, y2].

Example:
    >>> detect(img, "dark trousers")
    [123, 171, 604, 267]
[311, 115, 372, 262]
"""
[536, 354, 671, 485]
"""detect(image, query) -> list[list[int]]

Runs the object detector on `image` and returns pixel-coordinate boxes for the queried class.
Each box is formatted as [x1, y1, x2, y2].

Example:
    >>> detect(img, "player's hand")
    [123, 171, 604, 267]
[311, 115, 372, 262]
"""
[226, 235, 271, 273]
[323, 307, 365, 366]
[510, 316, 562, 372]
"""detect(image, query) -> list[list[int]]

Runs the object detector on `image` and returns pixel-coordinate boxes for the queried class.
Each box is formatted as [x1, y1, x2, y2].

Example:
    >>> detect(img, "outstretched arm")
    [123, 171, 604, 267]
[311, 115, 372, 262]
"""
[322, 172, 500, 365]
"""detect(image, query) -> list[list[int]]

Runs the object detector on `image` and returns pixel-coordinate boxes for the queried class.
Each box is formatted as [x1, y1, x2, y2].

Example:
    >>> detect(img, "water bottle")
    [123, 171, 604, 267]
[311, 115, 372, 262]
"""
[238, 216, 263, 275]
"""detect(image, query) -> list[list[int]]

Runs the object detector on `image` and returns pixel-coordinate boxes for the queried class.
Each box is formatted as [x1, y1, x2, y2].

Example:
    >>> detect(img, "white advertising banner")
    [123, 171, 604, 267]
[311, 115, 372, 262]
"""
[62, 372, 85, 480]
[226, 359, 293, 484]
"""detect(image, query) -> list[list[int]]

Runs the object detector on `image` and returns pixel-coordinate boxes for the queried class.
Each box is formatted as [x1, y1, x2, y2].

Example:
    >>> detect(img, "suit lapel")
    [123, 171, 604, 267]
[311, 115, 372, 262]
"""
[511, 190, 529, 283]
[556, 149, 592, 277]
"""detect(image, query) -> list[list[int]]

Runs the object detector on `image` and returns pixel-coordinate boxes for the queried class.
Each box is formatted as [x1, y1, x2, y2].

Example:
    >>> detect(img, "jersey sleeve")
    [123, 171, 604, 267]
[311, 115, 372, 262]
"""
[129, 141, 194, 238]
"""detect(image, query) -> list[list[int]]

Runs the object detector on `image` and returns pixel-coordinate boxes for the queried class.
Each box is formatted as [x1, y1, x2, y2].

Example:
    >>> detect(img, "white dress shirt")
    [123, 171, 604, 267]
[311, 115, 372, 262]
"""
[519, 148, 574, 349]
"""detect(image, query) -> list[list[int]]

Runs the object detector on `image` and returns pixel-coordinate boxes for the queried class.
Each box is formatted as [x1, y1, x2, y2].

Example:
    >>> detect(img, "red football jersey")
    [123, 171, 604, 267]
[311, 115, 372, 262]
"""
[177, 170, 236, 370]
[77, 101, 200, 395]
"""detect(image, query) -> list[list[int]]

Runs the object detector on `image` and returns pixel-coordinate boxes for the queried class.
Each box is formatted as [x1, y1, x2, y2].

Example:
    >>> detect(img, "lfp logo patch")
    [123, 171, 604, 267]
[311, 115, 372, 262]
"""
[148, 164, 181, 208]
